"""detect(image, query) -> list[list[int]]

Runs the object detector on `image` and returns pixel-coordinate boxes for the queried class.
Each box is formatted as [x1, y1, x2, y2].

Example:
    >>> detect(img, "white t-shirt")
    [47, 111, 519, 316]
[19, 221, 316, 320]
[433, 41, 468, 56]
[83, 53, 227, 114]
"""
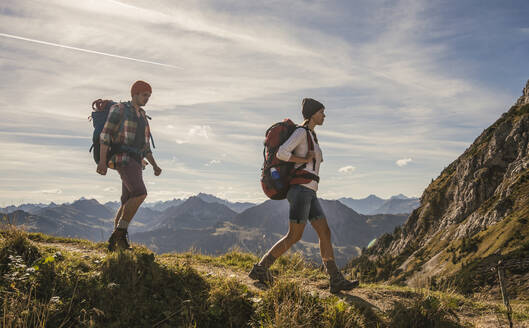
[276, 127, 322, 192]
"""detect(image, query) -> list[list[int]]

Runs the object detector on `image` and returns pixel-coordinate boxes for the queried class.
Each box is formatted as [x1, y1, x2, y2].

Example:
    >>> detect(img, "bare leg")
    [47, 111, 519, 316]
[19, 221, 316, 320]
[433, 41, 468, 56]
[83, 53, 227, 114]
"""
[311, 218, 357, 292]
[310, 218, 334, 262]
[267, 222, 306, 259]
[113, 205, 124, 230]
[250, 222, 306, 283]
[120, 194, 147, 223]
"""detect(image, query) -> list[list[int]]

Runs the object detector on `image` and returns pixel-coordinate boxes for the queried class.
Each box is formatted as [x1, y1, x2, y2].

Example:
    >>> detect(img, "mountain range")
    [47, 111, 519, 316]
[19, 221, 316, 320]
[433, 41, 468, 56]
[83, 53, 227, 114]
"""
[131, 196, 407, 265]
[1, 193, 409, 266]
[338, 194, 419, 215]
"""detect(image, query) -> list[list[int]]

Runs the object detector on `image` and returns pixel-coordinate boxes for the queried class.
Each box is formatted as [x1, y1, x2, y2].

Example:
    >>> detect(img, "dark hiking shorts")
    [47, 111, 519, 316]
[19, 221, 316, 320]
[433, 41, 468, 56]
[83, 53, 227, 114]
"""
[117, 159, 147, 204]
[286, 184, 325, 224]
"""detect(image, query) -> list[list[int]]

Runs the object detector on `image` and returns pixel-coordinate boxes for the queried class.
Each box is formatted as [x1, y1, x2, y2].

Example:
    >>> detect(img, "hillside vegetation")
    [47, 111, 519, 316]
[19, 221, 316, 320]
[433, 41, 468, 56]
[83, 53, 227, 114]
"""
[2, 226, 528, 327]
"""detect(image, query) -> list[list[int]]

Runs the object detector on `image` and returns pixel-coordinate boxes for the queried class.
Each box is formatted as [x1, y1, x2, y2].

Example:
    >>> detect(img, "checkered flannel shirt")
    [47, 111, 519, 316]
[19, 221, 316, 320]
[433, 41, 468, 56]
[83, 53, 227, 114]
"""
[99, 101, 152, 169]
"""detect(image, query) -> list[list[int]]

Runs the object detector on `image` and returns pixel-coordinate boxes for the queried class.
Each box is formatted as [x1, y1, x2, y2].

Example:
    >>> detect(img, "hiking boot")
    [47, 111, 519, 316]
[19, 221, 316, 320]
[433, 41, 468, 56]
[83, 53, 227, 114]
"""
[330, 273, 359, 294]
[248, 263, 274, 284]
[108, 228, 132, 251]
[107, 230, 118, 251]
[115, 228, 132, 250]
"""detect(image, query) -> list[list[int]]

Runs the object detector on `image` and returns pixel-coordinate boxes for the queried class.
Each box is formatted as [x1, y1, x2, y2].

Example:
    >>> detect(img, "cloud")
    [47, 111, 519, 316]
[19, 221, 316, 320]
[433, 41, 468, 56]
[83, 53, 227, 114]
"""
[338, 166, 356, 174]
[396, 158, 413, 167]
[103, 187, 117, 192]
[188, 125, 212, 139]
[205, 159, 221, 167]
[36, 188, 63, 195]
[519, 27, 529, 35]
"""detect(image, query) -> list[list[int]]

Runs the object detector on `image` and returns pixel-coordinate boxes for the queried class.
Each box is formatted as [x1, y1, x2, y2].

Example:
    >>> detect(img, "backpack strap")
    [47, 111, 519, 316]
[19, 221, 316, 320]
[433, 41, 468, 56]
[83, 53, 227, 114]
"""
[297, 126, 316, 170]
[146, 114, 155, 149]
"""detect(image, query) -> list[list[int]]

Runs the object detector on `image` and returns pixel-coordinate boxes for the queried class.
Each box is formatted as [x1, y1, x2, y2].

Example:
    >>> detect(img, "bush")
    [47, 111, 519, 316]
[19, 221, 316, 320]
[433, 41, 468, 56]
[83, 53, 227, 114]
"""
[388, 293, 462, 328]
[206, 278, 254, 328]
[252, 280, 326, 328]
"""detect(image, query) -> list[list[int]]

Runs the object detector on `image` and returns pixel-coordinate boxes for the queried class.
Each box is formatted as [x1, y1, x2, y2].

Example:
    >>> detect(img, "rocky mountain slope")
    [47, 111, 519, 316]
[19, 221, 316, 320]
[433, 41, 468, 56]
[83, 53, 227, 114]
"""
[351, 82, 529, 297]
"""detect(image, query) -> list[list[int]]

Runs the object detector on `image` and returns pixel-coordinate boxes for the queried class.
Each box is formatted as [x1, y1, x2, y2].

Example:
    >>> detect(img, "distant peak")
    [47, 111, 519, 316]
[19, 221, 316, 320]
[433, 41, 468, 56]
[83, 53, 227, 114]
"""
[390, 194, 408, 200]
[184, 196, 207, 204]
[72, 198, 102, 206]
[196, 193, 228, 203]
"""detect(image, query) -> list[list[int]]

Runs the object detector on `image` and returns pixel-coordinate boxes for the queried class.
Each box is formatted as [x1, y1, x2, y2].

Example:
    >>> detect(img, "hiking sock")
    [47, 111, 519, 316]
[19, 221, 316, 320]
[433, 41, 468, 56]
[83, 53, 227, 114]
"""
[258, 252, 276, 269]
[324, 259, 340, 277]
[116, 218, 130, 230]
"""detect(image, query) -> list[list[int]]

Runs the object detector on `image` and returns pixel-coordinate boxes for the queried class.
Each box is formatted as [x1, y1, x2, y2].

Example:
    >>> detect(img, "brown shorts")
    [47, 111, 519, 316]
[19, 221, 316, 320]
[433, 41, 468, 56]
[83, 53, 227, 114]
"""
[117, 160, 147, 204]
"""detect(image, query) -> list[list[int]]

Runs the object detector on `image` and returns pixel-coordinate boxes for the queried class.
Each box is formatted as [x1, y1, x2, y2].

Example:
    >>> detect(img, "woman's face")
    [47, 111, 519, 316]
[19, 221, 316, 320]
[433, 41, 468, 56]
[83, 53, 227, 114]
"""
[312, 108, 326, 125]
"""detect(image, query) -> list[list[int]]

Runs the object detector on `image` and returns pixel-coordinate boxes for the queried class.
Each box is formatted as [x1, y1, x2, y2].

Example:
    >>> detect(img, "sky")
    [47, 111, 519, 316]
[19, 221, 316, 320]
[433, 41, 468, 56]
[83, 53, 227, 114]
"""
[1, 0, 528, 205]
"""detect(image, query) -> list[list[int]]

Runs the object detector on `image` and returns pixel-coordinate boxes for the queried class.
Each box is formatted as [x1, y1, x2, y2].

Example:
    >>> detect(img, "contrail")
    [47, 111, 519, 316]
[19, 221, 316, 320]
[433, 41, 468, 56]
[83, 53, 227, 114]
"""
[0, 32, 182, 69]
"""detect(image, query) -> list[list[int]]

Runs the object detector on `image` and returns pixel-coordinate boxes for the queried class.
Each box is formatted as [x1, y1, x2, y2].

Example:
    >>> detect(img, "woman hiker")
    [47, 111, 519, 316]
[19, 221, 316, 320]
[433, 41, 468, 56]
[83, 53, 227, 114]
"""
[249, 98, 359, 294]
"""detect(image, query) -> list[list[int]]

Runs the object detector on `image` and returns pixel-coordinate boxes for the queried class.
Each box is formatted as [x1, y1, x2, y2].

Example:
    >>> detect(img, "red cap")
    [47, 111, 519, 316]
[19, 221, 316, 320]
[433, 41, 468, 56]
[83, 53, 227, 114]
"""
[131, 80, 152, 96]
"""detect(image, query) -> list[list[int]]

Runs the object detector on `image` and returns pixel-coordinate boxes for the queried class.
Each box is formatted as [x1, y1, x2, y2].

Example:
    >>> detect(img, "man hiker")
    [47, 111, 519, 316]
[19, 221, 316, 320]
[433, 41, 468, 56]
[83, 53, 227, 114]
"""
[96, 80, 162, 251]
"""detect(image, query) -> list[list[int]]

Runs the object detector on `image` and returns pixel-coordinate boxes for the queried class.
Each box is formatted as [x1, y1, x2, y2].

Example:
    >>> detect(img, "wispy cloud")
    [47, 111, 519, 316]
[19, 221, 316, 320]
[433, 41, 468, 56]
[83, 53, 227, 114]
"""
[338, 166, 356, 174]
[0, 32, 181, 69]
[35, 188, 63, 195]
[188, 125, 212, 140]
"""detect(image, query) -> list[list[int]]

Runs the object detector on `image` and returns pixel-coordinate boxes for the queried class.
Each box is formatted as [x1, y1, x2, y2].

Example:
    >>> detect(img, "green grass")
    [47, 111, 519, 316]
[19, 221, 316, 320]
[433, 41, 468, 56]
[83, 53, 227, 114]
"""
[252, 280, 383, 328]
[2, 226, 527, 327]
[24, 232, 109, 252]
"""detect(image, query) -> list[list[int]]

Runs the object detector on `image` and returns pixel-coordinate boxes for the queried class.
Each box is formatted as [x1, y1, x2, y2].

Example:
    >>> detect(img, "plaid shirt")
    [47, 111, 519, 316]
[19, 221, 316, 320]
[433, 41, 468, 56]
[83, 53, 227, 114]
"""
[100, 101, 152, 169]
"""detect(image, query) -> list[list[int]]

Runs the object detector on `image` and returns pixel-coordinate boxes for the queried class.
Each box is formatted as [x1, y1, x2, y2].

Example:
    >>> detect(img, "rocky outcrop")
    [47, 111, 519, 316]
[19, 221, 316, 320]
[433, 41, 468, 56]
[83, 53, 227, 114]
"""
[363, 81, 529, 285]
[516, 79, 529, 106]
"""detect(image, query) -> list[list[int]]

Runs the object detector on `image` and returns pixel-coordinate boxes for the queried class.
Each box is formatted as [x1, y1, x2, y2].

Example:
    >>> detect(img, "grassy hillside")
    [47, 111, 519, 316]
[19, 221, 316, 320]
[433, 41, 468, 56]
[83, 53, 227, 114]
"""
[1, 226, 528, 327]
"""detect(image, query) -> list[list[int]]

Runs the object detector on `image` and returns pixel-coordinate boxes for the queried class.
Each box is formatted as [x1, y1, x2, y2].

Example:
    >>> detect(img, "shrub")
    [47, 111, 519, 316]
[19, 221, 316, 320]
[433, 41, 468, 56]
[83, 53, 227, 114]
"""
[388, 293, 462, 328]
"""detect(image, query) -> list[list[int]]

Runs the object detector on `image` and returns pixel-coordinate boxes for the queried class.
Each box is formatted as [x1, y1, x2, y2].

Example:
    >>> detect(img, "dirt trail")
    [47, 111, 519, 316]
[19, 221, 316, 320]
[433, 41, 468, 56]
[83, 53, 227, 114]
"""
[34, 240, 528, 328]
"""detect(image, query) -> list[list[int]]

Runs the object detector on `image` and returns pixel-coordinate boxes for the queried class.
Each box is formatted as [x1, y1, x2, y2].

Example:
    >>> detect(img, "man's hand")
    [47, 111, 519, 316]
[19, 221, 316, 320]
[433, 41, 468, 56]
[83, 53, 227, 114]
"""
[153, 165, 162, 176]
[96, 161, 108, 175]
[305, 151, 315, 164]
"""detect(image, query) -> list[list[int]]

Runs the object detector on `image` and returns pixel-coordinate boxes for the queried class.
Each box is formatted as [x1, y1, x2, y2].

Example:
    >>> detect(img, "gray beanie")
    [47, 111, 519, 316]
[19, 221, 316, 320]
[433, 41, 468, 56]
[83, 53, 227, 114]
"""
[302, 98, 324, 119]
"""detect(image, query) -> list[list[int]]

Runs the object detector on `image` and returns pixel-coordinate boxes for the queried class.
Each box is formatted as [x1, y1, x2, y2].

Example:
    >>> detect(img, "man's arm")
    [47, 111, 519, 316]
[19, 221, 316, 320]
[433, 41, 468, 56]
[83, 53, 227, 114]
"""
[145, 152, 162, 176]
[96, 144, 109, 175]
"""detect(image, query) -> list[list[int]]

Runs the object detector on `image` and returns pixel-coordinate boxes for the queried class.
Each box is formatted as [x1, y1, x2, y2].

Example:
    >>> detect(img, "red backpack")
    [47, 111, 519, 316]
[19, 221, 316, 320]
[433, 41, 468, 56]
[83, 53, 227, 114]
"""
[261, 119, 320, 200]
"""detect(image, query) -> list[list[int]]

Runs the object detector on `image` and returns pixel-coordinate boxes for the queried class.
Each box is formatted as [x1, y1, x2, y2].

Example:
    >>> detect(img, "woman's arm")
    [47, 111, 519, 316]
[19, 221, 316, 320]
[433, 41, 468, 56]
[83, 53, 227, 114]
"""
[287, 152, 314, 164]
[276, 128, 313, 163]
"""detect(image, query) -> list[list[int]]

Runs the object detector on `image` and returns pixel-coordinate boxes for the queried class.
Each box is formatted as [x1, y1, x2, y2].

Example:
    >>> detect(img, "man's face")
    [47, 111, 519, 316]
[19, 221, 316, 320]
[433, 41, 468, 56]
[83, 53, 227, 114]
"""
[134, 92, 151, 106]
